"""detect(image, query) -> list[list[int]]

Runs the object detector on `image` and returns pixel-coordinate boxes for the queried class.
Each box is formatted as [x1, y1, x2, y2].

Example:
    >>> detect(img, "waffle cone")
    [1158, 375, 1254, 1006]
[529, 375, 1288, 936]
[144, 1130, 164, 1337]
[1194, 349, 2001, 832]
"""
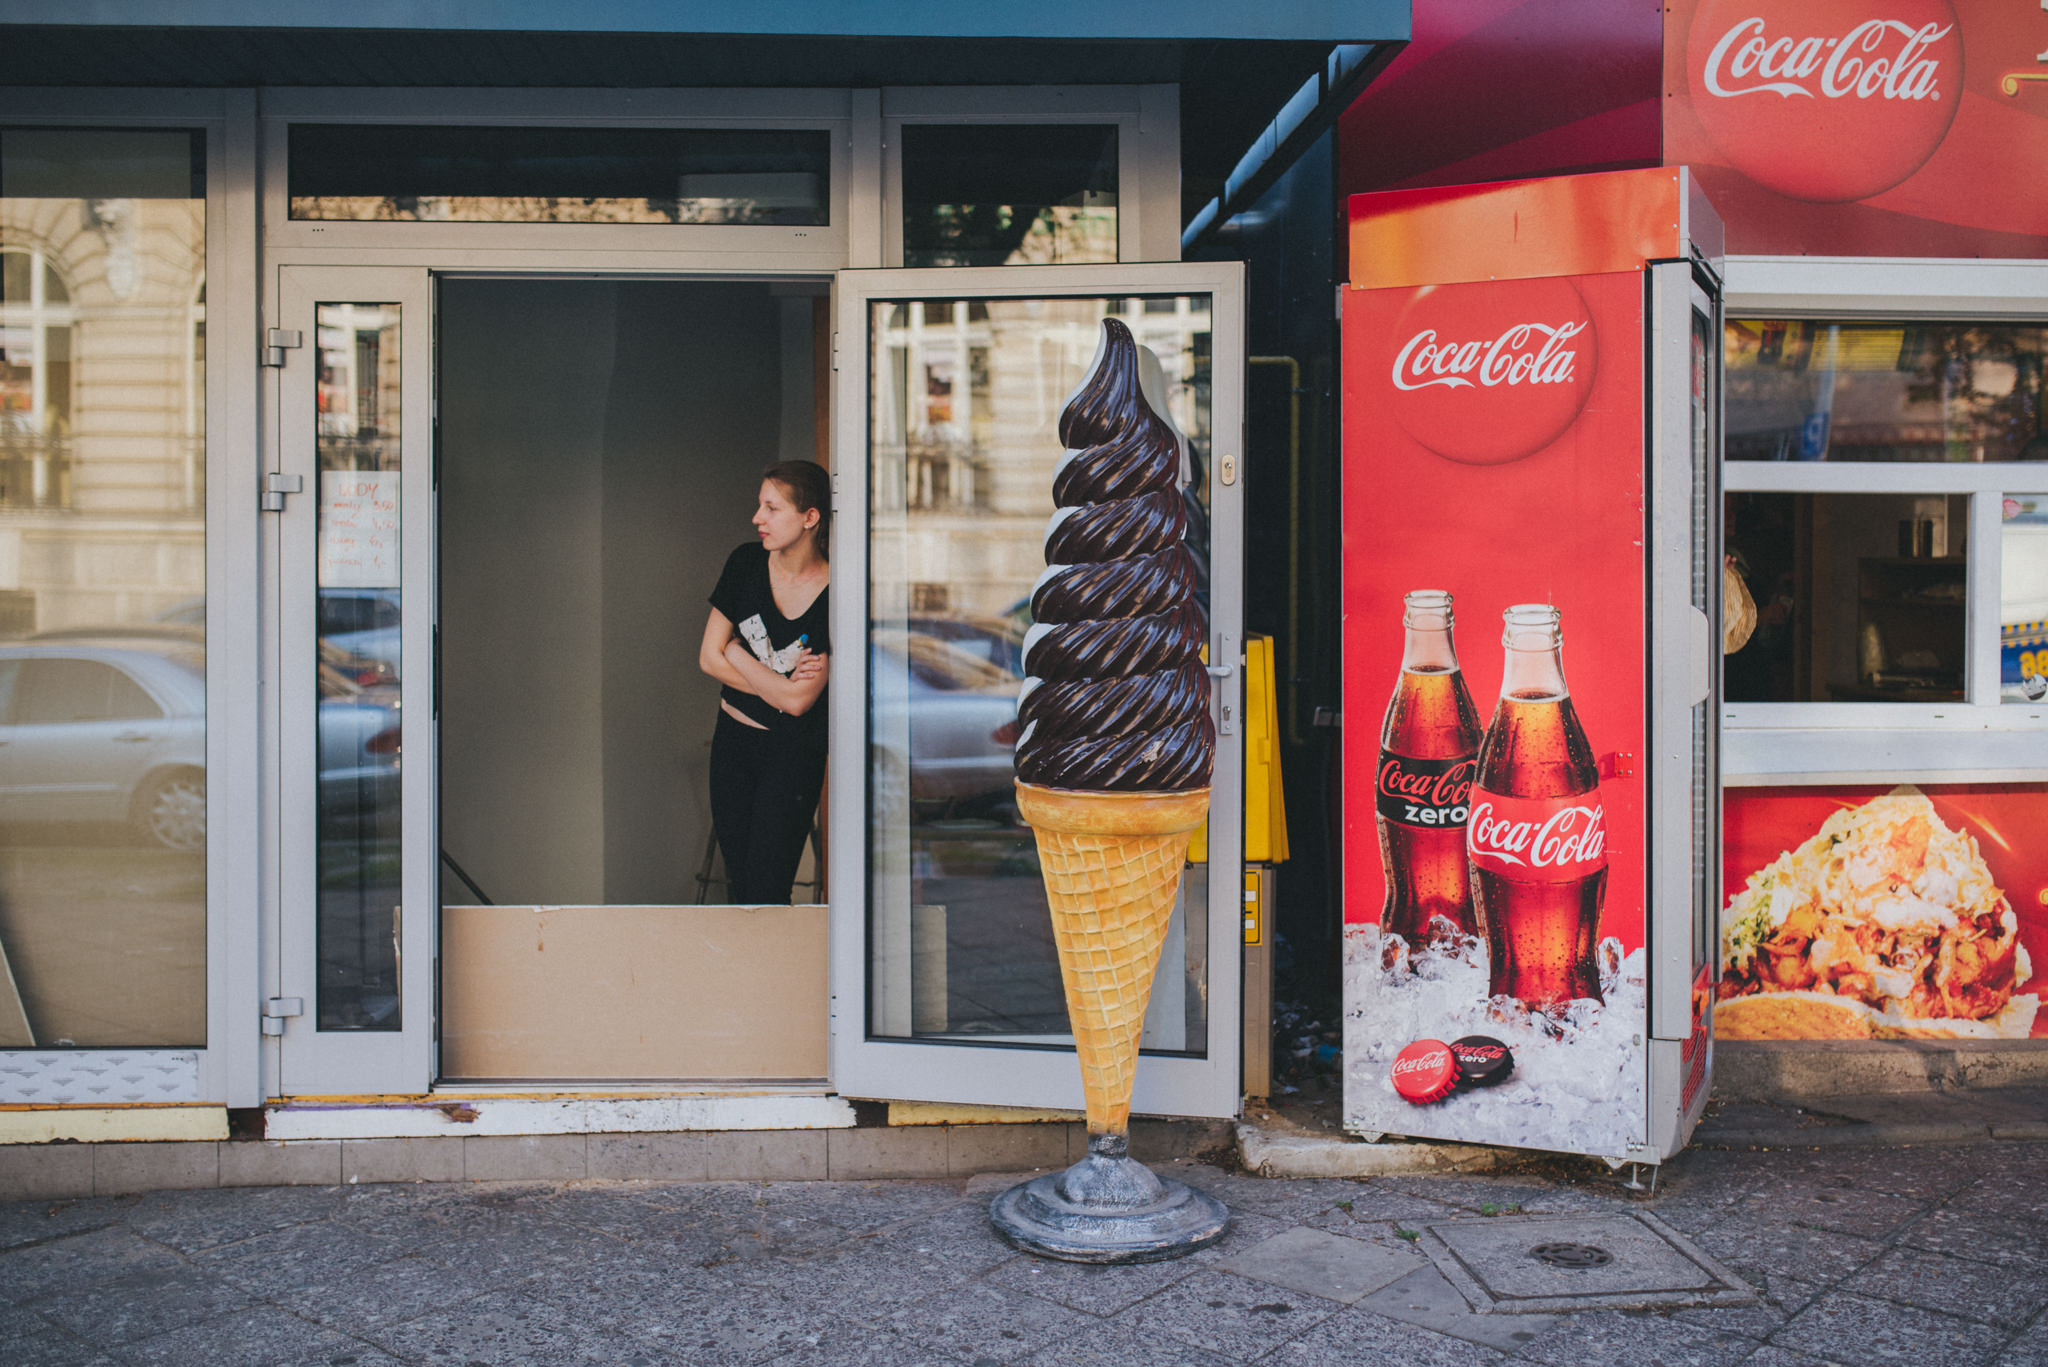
[1016, 781, 1211, 1136]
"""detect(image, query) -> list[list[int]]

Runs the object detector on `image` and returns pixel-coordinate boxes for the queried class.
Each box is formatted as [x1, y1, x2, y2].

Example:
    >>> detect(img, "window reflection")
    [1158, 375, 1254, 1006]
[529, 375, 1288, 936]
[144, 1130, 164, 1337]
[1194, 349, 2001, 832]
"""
[315, 304, 404, 1031]
[901, 126, 1118, 268]
[0, 127, 206, 1047]
[868, 295, 1210, 1050]
[1726, 320, 2048, 463]
[289, 125, 831, 226]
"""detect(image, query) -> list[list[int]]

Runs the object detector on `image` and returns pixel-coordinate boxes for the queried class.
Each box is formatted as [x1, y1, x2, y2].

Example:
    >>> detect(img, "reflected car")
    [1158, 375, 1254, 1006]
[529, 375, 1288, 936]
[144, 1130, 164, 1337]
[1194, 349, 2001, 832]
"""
[320, 587, 403, 674]
[906, 611, 1027, 676]
[0, 637, 208, 851]
[0, 636, 401, 850]
[871, 629, 1020, 815]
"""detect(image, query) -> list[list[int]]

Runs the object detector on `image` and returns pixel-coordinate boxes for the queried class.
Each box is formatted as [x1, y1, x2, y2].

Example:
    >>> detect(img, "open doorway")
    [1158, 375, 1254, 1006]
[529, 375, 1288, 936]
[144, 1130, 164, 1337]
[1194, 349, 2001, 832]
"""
[435, 277, 831, 1083]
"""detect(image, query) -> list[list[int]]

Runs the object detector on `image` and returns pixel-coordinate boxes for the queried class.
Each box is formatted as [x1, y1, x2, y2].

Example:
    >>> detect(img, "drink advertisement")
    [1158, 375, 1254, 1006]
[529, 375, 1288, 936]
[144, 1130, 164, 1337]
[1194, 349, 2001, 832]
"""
[1342, 268, 1651, 1157]
[1664, 0, 2048, 256]
[1718, 784, 2046, 1040]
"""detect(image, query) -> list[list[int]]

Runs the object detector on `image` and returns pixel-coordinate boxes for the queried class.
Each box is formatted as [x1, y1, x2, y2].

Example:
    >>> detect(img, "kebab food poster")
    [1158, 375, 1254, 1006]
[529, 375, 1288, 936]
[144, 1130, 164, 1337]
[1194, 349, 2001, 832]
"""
[1719, 785, 2044, 1040]
[1341, 270, 1650, 1157]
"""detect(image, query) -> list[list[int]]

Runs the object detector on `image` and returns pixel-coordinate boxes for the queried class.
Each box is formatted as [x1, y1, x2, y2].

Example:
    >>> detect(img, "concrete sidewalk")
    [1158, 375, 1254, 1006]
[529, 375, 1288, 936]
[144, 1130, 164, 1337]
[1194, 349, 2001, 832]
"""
[3, 1131, 2044, 1366]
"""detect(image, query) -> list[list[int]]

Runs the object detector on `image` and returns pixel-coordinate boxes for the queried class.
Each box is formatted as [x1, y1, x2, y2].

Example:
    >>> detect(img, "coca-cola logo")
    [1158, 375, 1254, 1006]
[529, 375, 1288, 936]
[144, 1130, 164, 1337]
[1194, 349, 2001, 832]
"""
[1687, 0, 1963, 203]
[1383, 278, 1598, 466]
[1391, 1046, 1451, 1077]
[1376, 754, 1476, 829]
[1467, 789, 1609, 883]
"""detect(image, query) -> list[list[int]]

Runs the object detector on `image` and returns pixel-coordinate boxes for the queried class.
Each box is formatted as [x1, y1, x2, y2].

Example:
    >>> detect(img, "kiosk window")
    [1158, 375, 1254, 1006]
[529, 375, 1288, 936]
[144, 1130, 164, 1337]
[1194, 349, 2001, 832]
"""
[900, 125, 1118, 267]
[1726, 320, 2048, 463]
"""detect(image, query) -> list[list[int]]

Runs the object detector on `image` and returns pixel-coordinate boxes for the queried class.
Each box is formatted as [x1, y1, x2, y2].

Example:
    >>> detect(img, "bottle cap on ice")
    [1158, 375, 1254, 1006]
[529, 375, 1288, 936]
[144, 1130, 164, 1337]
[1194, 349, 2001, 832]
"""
[1391, 1039, 1458, 1104]
[1450, 1035, 1515, 1088]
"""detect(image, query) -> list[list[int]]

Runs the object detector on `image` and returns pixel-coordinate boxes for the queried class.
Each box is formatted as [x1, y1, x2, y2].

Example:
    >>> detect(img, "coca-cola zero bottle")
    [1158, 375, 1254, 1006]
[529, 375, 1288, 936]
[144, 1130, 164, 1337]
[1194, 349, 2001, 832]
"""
[1376, 590, 1483, 948]
[1467, 604, 1608, 1011]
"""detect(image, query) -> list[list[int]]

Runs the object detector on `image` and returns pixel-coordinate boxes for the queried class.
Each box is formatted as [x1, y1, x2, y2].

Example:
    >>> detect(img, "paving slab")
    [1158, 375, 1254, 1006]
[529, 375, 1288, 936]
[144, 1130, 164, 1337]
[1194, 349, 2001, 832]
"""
[1266, 1303, 1511, 1366]
[1508, 1307, 1759, 1367]
[1214, 1225, 1424, 1304]
[1113, 1267, 1342, 1361]
[1355, 1263, 1558, 1353]
[1772, 1290, 2014, 1367]
[1844, 1246, 2048, 1329]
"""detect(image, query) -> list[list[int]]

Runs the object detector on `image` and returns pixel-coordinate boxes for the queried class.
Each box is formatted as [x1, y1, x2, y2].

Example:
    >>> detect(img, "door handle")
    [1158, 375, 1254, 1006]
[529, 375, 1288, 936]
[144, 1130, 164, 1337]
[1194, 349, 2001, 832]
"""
[113, 731, 153, 743]
[1205, 664, 1234, 678]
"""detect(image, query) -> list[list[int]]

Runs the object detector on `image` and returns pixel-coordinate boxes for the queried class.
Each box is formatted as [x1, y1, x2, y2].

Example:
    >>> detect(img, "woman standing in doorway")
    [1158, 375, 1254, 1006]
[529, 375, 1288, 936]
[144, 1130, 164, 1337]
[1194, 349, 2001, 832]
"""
[700, 460, 831, 904]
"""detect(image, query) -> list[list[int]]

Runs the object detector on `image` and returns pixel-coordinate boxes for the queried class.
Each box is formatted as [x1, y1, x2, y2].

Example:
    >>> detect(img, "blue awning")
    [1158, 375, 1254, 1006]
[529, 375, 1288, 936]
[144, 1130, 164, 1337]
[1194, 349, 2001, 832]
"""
[1, 0, 1406, 43]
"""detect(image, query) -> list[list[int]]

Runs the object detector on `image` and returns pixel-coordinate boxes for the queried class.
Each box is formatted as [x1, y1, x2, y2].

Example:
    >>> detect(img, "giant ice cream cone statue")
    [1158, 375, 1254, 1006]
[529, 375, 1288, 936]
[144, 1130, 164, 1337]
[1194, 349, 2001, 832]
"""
[990, 318, 1227, 1264]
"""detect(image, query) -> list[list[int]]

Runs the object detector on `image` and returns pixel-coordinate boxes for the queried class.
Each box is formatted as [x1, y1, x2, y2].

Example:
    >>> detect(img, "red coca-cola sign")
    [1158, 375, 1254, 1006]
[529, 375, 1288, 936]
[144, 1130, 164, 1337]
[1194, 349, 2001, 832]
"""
[1383, 277, 1598, 466]
[1467, 789, 1609, 883]
[1686, 0, 1963, 203]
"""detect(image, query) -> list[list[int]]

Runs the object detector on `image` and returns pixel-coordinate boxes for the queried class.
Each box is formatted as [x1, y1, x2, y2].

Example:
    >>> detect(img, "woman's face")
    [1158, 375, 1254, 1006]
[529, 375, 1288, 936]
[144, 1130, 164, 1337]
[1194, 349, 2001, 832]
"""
[753, 479, 818, 553]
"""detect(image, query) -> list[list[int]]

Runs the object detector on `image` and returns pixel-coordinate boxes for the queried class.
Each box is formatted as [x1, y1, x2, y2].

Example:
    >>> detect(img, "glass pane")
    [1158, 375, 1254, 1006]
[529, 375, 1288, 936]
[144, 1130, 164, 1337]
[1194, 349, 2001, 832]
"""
[316, 303, 404, 1031]
[901, 126, 1117, 267]
[1726, 319, 2048, 463]
[2004, 493, 2048, 704]
[0, 128, 206, 1049]
[1726, 492, 1970, 703]
[289, 125, 830, 226]
[868, 295, 1211, 1053]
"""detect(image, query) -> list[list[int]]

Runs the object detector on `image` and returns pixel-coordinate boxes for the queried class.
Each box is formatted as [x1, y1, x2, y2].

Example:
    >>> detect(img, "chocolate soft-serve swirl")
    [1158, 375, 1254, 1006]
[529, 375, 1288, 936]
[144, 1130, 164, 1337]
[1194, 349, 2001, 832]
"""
[1016, 317, 1214, 792]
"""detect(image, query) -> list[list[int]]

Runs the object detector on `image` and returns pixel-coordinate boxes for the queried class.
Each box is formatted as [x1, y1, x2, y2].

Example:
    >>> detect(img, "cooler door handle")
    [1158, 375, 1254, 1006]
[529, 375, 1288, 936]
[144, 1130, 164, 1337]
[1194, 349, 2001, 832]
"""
[1205, 664, 1234, 678]
[1689, 606, 1712, 707]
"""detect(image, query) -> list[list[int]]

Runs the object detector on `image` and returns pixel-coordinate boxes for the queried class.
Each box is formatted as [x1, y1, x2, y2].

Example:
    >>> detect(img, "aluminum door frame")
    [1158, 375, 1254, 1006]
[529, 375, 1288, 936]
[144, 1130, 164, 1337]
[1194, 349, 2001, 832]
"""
[828, 261, 1247, 1119]
[1647, 259, 1723, 1157]
[274, 265, 437, 1097]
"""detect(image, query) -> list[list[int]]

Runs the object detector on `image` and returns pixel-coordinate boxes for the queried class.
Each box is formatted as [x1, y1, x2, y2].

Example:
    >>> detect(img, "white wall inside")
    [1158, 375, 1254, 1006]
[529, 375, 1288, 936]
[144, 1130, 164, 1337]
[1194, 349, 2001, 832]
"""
[438, 278, 819, 906]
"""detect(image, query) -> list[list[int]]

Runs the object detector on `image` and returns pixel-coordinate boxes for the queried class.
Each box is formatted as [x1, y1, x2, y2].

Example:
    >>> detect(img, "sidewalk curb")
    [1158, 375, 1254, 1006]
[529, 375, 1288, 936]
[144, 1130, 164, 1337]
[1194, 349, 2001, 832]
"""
[1692, 1123, 1993, 1148]
[1234, 1122, 1512, 1178]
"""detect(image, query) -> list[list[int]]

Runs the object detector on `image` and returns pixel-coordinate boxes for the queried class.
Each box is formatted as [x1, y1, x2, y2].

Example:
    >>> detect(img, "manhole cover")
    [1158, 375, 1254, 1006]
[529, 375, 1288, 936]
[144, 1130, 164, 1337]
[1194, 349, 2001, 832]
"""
[1415, 1213, 1756, 1315]
[1529, 1242, 1613, 1269]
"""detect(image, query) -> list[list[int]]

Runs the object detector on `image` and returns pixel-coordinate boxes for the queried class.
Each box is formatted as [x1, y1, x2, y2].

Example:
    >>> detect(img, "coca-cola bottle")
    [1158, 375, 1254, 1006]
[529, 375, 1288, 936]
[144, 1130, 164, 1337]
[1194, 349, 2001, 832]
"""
[1376, 590, 1483, 948]
[1467, 604, 1608, 1010]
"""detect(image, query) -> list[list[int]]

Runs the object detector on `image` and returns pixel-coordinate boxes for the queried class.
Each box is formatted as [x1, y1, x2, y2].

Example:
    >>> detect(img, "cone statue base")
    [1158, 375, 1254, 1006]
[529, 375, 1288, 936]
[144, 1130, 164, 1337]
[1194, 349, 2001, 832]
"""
[989, 1132, 1228, 1264]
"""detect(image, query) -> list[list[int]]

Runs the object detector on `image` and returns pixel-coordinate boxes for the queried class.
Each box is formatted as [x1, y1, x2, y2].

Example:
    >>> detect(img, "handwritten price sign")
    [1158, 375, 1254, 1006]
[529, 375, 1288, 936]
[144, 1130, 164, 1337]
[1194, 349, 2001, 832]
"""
[319, 470, 401, 589]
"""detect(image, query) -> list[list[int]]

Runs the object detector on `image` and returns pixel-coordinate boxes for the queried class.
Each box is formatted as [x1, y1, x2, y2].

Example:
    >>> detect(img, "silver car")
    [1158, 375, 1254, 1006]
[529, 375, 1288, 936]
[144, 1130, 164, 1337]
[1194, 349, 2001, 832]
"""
[0, 637, 207, 850]
[0, 635, 401, 850]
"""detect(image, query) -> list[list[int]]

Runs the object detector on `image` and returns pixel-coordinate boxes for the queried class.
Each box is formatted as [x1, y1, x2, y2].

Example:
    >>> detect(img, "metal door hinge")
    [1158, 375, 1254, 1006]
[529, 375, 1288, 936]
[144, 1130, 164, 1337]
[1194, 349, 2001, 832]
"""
[260, 997, 304, 1036]
[262, 328, 303, 368]
[260, 472, 303, 513]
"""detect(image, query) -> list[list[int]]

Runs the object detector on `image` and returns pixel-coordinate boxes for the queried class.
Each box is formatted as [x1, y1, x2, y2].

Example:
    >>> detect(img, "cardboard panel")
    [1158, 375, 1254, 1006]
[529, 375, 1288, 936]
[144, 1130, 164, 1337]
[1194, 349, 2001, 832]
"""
[440, 904, 828, 1081]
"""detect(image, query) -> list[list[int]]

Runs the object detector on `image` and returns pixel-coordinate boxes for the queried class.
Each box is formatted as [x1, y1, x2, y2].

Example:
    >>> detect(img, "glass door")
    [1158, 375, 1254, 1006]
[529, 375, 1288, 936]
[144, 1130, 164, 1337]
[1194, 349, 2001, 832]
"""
[829, 263, 1246, 1118]
[274, 267, 436, 1096]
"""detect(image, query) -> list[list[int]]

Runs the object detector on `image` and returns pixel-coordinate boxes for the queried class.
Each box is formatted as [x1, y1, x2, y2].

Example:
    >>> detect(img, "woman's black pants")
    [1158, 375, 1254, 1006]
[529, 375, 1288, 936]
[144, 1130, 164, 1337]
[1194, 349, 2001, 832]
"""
[709, 709, 827, 905]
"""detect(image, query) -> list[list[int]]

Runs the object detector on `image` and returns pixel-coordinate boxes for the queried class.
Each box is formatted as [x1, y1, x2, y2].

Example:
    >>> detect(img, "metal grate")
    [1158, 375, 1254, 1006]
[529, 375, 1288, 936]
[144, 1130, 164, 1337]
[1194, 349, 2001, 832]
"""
[1529, 1242, 1614, 1269]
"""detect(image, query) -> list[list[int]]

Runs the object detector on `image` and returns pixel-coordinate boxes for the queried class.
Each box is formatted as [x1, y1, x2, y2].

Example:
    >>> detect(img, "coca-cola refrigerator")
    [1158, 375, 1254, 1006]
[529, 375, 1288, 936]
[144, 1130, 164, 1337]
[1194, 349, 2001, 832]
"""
[1341, 169, 1724, 1166]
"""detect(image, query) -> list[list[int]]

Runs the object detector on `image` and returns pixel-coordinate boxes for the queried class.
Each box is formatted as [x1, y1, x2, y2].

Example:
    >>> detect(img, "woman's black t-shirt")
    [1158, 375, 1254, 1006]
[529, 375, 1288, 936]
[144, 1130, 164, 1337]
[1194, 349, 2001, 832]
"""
[709, 543, 829, 747]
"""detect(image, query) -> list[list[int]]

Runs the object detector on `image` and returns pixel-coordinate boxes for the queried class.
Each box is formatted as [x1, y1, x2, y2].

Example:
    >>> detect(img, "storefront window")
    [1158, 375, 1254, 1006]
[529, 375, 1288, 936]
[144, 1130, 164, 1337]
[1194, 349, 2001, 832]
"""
[867, 294, 1210, 1052]
[2006, 493, 2048, 704]
[1725, 319, 2048, 463]
[1726, 492, 1970, 703]
[289, 125, 831, 226]
[900, 125, 1118, 267]
[0, 127, 207, 1047]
